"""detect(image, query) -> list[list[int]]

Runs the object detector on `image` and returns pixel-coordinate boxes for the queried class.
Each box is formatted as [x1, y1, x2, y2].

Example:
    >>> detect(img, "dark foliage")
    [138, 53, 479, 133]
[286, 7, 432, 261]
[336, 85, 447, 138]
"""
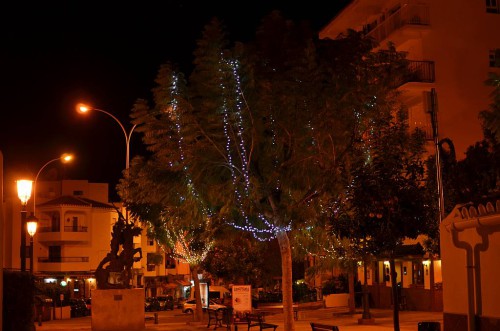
[3, 270, 35, 331]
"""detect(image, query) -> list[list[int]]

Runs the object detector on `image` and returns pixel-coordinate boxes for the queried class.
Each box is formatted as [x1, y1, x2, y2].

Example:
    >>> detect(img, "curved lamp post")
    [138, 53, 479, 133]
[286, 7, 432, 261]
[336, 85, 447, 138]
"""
[16, 179, 33, 272]
[76, 103, 136, 171]
[33, 153, 74, 216]
[76, 103, 137, 223]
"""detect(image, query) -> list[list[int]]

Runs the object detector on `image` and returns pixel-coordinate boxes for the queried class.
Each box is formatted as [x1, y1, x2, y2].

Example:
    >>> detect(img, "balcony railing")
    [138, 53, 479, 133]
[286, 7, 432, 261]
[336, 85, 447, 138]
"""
[405, 60, 435, 83]
[38, 225, 89, 233]
[366, 4, 430, 43]
[64, 225, 88, 232]
[38, 256, 89, 263]
[38, 226, 60, 233]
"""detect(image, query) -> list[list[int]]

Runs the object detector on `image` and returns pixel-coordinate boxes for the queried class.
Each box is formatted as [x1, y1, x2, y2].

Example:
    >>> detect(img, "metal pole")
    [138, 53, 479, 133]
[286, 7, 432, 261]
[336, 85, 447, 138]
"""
[1, 150, 4, 331]
[30, 236, 34, 274]
[20, 204, 27, 272]
[429, 88, 445, 222]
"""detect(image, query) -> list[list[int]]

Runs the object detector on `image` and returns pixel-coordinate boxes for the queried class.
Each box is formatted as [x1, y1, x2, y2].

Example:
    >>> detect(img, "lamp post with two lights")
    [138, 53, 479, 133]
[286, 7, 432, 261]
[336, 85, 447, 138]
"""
[17, 153, 74, 273]
[16, 180, 33, 272]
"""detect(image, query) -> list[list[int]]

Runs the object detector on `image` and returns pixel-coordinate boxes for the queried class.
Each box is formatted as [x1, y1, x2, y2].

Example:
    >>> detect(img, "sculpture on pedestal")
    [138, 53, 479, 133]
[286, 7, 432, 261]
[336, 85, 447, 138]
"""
[95, 211, 142, 289]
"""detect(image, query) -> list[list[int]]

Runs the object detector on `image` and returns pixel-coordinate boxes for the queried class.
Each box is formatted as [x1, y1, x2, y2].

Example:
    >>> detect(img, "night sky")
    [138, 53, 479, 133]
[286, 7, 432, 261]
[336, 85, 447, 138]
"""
[1, 1, 349, 201]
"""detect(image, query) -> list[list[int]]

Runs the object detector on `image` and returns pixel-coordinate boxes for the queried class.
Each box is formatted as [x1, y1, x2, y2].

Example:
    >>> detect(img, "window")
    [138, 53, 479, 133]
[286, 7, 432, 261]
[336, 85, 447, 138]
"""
[49, 246, 61, 262]
[487, 0, 500, 13]
[489, 49, 500, 67]
[412, 261, 424, 285]
[165, 256, 176, 269]
[73, 190, 83, 196]
[148, 238, 154, 246]
[147, 253, 162, 271]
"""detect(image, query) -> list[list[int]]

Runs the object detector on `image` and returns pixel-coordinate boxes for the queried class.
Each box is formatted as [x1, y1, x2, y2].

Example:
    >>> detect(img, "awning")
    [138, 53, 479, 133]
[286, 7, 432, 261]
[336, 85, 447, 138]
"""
[175, 279, 191, 286]
[378, 243, 425, 259]
[162, 283, 178, 289]
[395, 243, 424, 257]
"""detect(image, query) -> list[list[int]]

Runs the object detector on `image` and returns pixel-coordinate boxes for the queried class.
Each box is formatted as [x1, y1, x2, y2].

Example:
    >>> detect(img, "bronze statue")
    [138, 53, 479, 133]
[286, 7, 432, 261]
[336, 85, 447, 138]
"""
[95, 210, 142, 289]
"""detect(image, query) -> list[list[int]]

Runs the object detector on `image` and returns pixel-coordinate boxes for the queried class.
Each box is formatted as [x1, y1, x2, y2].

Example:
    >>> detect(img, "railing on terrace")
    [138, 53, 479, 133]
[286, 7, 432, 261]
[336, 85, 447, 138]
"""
[405, 60, 435, 83]
[38, 225, 88, 232]
[64, 225, 88, 232]
[38, 256, 90, 263]
[390, 60, 435, 88]
[38, 226, 60, 233]
[366, 4, 430, 43]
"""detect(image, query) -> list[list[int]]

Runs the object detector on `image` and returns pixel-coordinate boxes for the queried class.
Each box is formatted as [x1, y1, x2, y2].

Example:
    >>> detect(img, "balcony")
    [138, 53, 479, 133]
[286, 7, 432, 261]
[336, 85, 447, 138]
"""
[38, 256, 89, 263]
[405, 60, 435, 83]
[37, 256, 90, 272]
[37, 225, 90, 243]
[365, 4, 430, 44]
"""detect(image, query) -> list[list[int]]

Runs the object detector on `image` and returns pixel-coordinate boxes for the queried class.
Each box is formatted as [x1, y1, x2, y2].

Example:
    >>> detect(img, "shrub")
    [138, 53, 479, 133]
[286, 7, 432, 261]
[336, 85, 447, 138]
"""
[321, 275, 348, 295]
[3, 270, 35, 331]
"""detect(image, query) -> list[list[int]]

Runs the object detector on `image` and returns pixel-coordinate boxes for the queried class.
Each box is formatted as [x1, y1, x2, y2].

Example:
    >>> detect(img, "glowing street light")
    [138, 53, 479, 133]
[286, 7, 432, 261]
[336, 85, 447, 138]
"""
[33, 153, 73, 216]
[26, 213, 38, 274]
[16, 179, 33, 272]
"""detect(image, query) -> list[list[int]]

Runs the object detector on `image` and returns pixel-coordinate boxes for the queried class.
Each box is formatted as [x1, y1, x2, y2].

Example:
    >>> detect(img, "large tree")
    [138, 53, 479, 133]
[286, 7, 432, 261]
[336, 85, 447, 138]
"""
[121, 13, 421, 330]
[329, 104, 434, 331]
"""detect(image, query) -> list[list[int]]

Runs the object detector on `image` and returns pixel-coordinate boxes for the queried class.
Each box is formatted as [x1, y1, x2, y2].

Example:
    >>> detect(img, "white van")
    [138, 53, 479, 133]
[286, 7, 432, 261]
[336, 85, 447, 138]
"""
[189, 284, 230, 304]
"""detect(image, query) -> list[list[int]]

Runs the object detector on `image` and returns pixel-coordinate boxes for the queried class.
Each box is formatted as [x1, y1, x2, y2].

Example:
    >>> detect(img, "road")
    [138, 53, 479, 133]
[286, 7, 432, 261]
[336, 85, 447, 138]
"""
[36, 306, 443, 331]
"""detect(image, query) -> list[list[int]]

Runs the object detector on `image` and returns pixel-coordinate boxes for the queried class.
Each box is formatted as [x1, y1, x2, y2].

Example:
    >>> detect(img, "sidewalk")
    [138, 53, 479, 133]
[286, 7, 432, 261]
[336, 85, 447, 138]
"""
[36, 308, 443, 331]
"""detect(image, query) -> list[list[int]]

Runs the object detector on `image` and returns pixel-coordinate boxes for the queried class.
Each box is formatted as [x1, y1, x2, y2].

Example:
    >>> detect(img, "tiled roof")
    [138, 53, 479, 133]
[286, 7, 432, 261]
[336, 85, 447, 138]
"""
[37, 195, 115, 210]
[457, 194, 500, 220]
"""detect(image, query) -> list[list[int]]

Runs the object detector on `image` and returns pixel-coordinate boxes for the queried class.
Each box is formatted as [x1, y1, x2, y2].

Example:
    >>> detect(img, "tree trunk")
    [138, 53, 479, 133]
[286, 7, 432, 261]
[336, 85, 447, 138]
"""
[390, 257, 400, 331]
[276, 231, 295, 331]
[361, 259, 372, 319]
[191, 266, 203, 322]
[348, 263, 356, 313]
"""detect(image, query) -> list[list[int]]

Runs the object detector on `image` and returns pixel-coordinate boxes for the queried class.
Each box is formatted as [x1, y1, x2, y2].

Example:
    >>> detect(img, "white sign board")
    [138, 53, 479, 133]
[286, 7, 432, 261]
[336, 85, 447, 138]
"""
[232, 285, 252, 313]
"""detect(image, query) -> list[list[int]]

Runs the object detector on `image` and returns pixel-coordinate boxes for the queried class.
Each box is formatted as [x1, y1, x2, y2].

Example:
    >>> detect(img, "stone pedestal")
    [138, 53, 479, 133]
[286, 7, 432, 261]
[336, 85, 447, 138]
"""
[92, 288, 145, 331]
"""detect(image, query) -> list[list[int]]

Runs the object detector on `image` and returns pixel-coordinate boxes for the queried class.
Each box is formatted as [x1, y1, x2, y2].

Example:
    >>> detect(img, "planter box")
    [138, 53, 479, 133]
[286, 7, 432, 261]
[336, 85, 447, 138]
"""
[324, 293, 349, 308]
[53, 306, 71, 320]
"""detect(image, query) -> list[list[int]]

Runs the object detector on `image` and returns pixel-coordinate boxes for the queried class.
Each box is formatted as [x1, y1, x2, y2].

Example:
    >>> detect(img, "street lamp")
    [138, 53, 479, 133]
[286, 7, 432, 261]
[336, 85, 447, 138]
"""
[76, 103, 136, 170]
[33, 153, 74, 216]
[17, 179, 33, 272]
[26, 213, 38, 274]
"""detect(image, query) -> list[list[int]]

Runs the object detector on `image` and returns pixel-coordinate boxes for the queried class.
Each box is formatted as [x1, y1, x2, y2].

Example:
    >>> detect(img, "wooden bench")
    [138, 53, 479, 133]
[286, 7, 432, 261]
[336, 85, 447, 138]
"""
[207, 309, 223, 329]
[310, 322, 339, 331]
[246, 313, 278, 331]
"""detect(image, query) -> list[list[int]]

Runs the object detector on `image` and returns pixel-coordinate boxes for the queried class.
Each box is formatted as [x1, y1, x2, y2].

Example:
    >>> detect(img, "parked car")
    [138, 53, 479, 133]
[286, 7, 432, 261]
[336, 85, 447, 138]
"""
[182, 299, 226, 314]
[85, 298, 91, 314]
[69, 298, 89, 317]
[157, 295, 174, 310]
[145, 297, 161, 311]
[176, 297, 186, 309]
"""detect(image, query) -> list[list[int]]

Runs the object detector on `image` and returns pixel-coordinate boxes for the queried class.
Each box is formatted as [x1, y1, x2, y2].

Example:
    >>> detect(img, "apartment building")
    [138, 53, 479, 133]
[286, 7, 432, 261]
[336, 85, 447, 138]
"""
[3, 180, 118, 297]
[140, 235, 191, 300]
[318, 0, 500, 315]
[3, 178, 191, 301]
[320, 0, 500, 159]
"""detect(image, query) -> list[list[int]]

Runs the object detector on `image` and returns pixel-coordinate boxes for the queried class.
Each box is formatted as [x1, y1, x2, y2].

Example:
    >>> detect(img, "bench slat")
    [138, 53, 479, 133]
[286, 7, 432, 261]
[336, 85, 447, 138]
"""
[310, 322, 339, 331]
[246, 313, 278, 331]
